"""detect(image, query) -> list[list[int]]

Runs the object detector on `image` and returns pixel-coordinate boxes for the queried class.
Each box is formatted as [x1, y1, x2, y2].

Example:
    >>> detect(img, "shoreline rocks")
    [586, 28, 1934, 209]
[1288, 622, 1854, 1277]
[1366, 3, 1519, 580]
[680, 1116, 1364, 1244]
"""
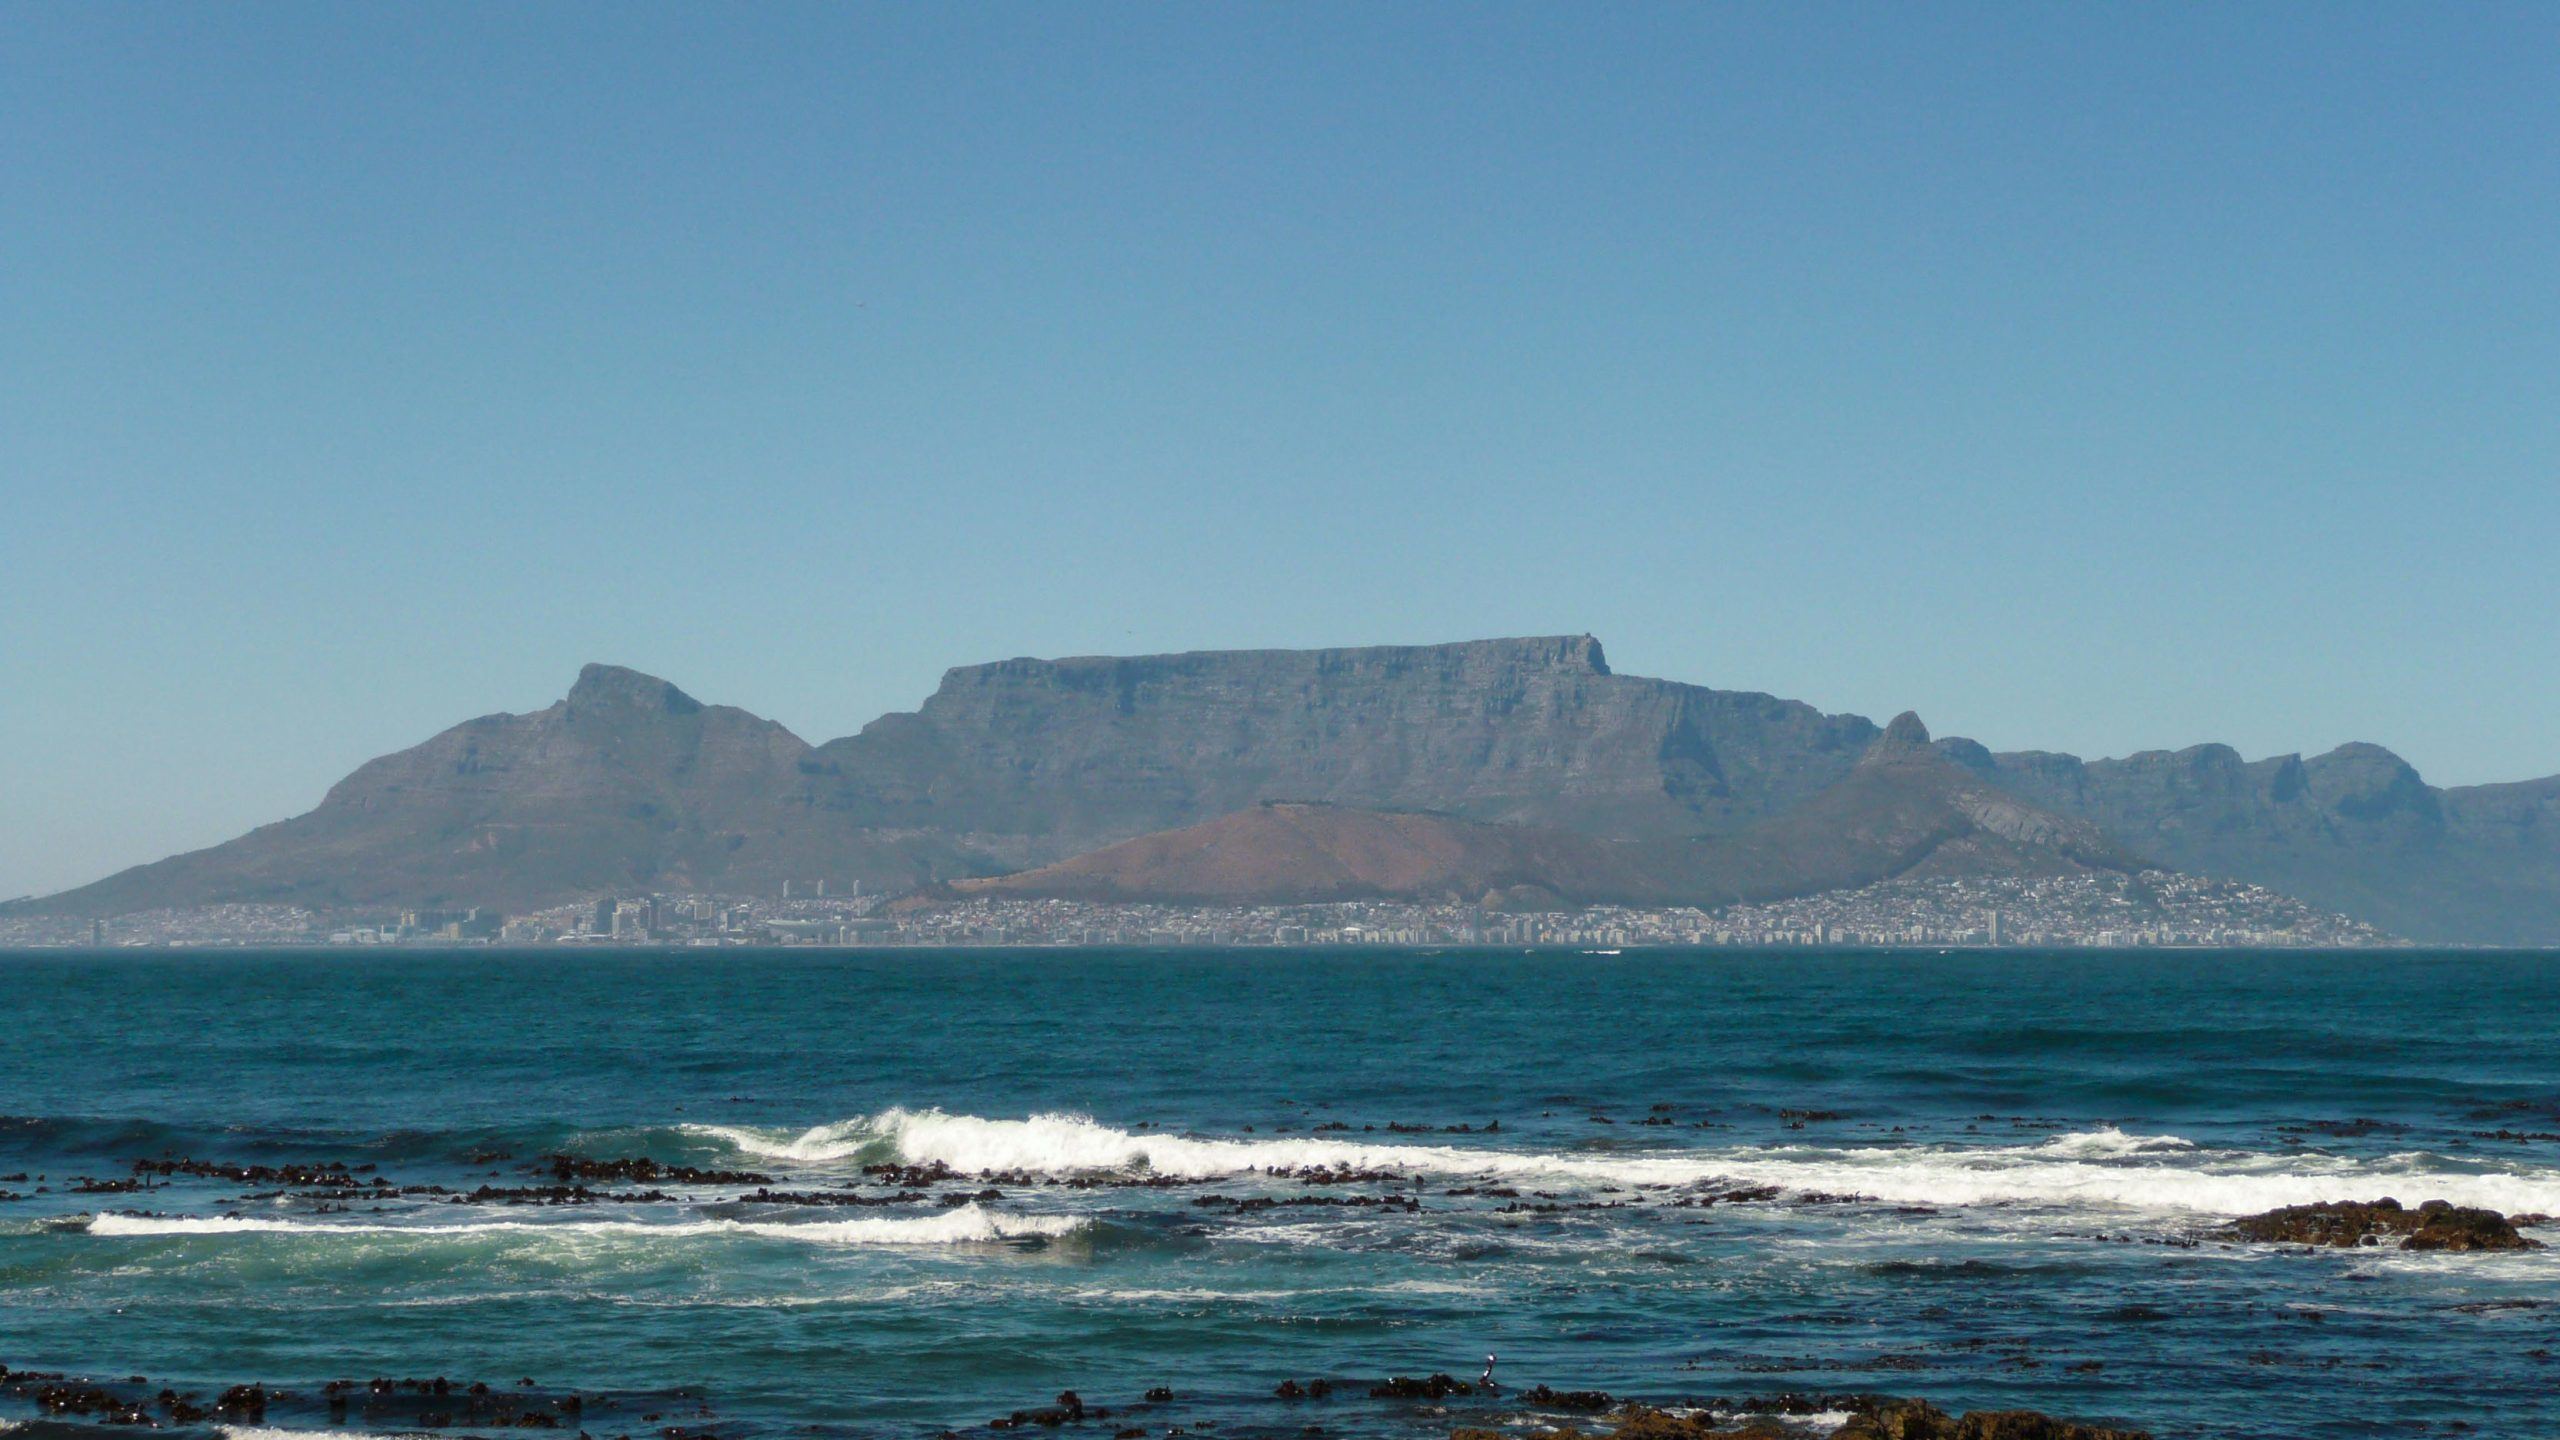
[4, 1362, 2156, 1440]
[2219, 1198, 2545, 1251]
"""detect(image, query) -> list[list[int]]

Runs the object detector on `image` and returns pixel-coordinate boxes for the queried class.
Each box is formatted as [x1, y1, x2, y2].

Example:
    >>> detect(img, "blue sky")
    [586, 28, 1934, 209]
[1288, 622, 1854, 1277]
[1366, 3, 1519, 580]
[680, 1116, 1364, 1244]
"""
[4, 3, 2555, 899]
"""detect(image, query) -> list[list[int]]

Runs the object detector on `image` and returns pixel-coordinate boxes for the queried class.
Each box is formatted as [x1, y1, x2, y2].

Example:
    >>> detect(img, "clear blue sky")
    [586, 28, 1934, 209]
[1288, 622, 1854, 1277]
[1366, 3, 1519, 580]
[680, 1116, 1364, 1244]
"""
[4, 3, 2555, 899]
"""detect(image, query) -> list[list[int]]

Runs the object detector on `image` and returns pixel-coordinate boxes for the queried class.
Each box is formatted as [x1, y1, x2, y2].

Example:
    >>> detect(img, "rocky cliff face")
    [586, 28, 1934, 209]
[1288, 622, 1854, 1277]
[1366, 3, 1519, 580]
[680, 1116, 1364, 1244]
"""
[792, 635, 1881, 858]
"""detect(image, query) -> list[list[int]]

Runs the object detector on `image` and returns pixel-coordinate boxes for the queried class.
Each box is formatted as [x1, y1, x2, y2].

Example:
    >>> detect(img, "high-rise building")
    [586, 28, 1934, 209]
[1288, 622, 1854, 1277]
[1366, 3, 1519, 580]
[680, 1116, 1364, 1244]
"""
[594, 897, 616, 935]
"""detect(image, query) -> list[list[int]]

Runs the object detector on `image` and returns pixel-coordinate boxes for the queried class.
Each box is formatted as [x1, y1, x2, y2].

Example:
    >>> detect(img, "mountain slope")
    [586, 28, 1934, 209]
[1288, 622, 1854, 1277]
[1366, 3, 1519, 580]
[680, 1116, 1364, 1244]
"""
[31, 665, 979, 913]
[959, 715, 2140, 909]
[1969, 741, 2560, 944]
[952, 802, 1680, 907]
[1674, 713, 2143, 904]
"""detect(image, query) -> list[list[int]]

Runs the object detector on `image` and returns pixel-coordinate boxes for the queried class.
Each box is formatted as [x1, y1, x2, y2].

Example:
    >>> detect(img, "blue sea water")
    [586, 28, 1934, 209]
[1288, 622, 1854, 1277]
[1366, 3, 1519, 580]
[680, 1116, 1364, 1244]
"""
[1, 949, 2556, 1439]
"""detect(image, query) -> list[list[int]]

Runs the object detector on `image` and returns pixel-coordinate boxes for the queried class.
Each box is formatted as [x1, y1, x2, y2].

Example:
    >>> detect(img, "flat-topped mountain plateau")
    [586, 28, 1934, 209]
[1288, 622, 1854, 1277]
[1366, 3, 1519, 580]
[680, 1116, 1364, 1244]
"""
[19, 637, 2558, 943]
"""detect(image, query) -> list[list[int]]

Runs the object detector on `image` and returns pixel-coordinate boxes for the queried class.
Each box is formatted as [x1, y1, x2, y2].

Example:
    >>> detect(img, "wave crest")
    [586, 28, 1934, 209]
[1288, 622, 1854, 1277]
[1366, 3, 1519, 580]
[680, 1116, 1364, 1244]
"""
[79, 1203, 1082, 1248]
[693, 1108, 2560, 1218]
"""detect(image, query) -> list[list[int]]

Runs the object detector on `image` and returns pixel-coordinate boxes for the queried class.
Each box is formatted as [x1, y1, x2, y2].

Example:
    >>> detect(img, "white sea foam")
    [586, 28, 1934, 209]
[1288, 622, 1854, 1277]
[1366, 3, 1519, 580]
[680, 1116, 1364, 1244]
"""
[2033, 1125, 2198, 1158]
[692, 1119, 878, 1163]
[223, 1429, 411, 1440]
[702, 1108, 2560, 1218]
[745, 1206, 1083, 1245]
[81, 1203, 1082, 1247]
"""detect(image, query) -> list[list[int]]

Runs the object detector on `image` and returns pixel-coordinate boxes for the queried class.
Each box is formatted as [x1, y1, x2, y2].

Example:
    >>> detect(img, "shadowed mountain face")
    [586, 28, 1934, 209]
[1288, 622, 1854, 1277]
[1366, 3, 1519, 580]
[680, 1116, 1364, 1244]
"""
[1965, 742, 2560, 945]
[958, 716, 2139, 910]
[1674, 713, 2143, 905]
[18, 636, 2560, 940]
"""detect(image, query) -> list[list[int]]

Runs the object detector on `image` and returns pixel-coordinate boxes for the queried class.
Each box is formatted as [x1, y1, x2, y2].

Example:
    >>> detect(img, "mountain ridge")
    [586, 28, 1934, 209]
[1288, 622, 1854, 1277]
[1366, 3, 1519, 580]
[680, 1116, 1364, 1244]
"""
[16, 636, 2559, 941]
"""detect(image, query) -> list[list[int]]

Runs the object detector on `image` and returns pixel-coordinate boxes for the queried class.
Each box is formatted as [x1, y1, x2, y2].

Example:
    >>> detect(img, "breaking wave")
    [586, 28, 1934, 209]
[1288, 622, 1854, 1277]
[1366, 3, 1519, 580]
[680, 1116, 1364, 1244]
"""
[223, 1430, 413, 1440]
[693, 1109, 2560, 1218]
[78, 1203, 1083, 1247]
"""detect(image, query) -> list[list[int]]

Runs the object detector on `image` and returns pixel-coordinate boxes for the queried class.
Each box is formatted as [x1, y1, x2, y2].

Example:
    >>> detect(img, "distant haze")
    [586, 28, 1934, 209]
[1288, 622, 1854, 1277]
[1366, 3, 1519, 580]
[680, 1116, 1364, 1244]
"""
[4, 6, 2555, 899]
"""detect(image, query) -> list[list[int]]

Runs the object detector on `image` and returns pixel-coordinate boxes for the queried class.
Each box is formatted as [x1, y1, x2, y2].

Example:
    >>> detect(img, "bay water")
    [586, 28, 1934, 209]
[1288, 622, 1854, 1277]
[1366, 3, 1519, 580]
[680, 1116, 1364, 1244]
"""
[2, 950, 2556, 1438]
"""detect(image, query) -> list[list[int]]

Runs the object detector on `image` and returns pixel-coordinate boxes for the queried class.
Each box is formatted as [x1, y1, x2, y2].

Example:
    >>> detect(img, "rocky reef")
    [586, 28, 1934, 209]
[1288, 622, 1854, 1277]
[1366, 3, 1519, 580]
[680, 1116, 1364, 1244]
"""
[2219, 1197, 2547, 1251]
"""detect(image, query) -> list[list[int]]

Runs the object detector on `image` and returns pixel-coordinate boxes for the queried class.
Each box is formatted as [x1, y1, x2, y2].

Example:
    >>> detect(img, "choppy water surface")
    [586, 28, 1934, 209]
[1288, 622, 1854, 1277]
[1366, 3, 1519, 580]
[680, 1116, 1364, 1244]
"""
[2, 950, 2556, 1439]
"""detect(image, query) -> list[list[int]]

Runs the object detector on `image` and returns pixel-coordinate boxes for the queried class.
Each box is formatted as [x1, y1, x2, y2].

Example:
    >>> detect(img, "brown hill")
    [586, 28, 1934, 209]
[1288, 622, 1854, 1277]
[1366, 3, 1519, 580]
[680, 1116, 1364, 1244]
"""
[952, 802, 1677, 908]
[959, 715, 2140, 909]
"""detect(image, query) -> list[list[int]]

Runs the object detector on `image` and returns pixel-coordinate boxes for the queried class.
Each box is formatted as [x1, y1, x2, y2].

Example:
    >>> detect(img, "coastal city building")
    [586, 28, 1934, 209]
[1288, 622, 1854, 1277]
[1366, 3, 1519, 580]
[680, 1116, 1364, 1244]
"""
[0, 871, 2396, 950]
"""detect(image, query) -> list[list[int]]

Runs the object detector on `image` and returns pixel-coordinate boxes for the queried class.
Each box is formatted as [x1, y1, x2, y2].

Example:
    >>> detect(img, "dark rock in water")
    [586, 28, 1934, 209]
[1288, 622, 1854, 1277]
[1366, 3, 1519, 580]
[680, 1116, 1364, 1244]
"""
[1836, 1398, 2149, 1439]
[1373, 1373, 1473, 1400]
[131, 1157, 383, 1188]
[215, 1384, 273, 1422]
[34, 1382, 157, 1426]
[1520, 1385, 1614, 1411]
[2221, 1198, 2543, 1251]
[540, 1155, 772, 1186]
[987, 1392, 1100, 1430]
[2399, 1202, 2544, 1251]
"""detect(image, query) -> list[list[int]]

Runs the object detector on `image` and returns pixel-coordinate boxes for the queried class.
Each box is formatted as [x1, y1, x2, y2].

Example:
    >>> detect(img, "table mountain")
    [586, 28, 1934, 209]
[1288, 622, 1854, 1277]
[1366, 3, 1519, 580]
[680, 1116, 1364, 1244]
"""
[16, 636, 2559, 941]
[788, 634, 1879, 851]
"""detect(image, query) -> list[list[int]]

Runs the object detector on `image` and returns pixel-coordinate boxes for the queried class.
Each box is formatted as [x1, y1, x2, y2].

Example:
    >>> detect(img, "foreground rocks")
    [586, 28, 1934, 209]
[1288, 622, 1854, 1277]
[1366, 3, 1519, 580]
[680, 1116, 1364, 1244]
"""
[2219, 1198, 2546, 1251]
[5, 1359, 2152, 1440]
[1456, 1397, 2146, 1440]
[0, 1363, 691, 1436]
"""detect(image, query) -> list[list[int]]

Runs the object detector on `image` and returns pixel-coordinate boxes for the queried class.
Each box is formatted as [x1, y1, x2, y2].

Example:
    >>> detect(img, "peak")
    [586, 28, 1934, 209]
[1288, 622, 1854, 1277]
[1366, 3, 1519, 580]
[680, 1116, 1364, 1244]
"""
[1857, 712, 1936, 766]
[1536, 634, 1608, 674]
[567, 663, 704, 717]
[2311, 741, 2413, 770]
[1875, 711, 1932, 749]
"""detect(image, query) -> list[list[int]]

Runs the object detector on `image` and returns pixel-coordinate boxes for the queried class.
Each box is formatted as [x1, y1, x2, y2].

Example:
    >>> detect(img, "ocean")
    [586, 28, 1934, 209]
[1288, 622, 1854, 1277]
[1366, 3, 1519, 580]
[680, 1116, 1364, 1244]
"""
[1, 949, 2554, 1439]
